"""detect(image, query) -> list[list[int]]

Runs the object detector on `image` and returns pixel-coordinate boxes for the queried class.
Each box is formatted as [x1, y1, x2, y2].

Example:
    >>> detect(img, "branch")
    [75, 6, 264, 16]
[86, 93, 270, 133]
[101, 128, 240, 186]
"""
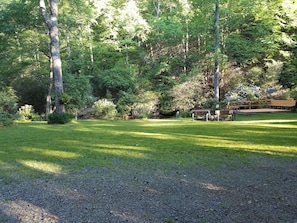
[39, 0, 51, 29]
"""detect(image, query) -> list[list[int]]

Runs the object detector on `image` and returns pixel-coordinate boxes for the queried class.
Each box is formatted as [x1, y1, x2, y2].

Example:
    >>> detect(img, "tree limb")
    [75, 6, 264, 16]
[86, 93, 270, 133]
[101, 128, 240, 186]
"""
[39, 0, 51, 29]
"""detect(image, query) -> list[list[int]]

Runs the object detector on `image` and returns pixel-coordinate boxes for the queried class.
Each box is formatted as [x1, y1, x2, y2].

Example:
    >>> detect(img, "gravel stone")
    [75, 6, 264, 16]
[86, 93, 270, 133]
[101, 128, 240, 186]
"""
[0, 158, 296, 223]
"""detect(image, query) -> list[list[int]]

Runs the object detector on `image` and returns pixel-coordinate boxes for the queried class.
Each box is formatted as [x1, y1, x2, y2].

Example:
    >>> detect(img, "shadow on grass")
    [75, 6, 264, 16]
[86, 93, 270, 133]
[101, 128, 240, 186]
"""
[0, 118, 297, 222]
[1, 119, 296, 178]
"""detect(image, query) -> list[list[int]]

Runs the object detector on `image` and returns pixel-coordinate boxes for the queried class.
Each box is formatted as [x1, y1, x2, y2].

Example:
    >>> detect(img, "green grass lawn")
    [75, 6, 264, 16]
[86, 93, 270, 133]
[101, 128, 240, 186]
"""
[0, 113, 297, 182]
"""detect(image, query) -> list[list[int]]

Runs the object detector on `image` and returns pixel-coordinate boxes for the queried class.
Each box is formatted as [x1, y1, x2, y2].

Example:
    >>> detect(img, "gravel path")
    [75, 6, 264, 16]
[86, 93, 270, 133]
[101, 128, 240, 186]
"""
[1, 156, 296, 223]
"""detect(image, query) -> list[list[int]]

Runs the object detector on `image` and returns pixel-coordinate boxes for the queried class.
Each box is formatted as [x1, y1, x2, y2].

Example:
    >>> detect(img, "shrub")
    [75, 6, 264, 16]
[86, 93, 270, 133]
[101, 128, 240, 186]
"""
[16, 104, 35, 121]
[131, 92, 159, 118]
[289, 87, 297, 100]
[179, 110, 191, 118]
[0, 110, 14, 126]
[0, 87, 18, 114]
[47, 113, 75, 124]
[91, 99, 117, 119]
[225, 84, 261, 102]
[59, 93, 72, 105]
[202, 98, 227, 112]
[132, 103, 150, 118]
[0, 117, 14, 127]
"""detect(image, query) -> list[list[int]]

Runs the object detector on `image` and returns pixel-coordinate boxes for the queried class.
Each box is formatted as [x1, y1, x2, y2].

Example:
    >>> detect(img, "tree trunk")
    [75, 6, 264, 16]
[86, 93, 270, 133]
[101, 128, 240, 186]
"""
[214, 0, 220, 101]
[46, 57, 53, 118]
[184, 18, 189, 74]
[40, 0, 65, 114]
[154, 0, 161, 18]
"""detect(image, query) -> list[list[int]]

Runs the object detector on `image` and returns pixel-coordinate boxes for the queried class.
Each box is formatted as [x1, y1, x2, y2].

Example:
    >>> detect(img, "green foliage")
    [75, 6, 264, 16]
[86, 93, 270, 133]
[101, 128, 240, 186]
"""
[0, 109, 13, 126]
[47, 113, 75, 124]
[202, 98, 227, 112]
[116, 90, 137, 115]
[0, 87, 18, 114]
[1, 0, 297, 118]
[289, 87, 297, 100]
[59, 93, 72, 105]
[64, 74, 94, 110]
[12, 74, 48, 114]
[0, 117, 14, 127]
[91, 99, 117, 120]
[92, 58, 137, 103]
[279, 61, 297, 89]
[225, 33, 265, 65]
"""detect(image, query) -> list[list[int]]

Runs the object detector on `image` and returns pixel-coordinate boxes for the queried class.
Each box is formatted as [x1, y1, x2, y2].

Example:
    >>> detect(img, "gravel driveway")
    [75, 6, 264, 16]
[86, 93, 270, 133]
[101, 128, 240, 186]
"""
[1, 155, 296, 223]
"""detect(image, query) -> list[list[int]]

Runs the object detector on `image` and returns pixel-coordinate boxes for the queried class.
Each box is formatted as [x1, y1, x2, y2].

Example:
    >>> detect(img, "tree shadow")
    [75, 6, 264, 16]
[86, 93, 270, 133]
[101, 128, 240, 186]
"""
[0, 120, 296, 222]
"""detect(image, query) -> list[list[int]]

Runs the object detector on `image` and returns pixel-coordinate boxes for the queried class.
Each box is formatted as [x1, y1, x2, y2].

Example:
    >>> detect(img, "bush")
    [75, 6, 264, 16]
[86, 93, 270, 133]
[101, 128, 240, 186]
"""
[91, 99, 117, 119]
[0, 87, 18, 114]
[0, 110, 14, 126]
[202, 98, 227, 112]
[131, 92, 159, 118]
[0, 117, 14, 127]
[132, 103, 150, 118]
[225, 84, 261, 102]
[16, 104, 35, 121]
[47, 113, 75, 124]
[59, 93, 72, 105]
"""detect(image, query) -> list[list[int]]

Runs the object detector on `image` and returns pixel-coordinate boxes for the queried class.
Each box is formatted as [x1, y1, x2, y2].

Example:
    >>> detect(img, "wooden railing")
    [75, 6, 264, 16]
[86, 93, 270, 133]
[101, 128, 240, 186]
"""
[227, 100, 271, 110]
[270, 100, 296, 108]
[227, 99, 296, 110]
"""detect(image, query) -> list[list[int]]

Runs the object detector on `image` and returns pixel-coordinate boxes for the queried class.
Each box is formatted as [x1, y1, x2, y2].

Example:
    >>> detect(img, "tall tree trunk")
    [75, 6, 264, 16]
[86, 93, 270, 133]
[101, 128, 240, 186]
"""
[87, 25, 94, 68]
[40, 0, 65, 114]
[154, 0, 161, 18]
[125, 44, 133, 76]
[184, 17, 189, 74]
[46, 57, 53, 117]
[214, 0, 220, 101]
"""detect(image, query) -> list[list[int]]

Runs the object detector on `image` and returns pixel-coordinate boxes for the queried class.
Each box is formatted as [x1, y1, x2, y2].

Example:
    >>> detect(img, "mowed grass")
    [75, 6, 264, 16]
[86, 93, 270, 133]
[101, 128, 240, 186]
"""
[0, 113, 297, 182]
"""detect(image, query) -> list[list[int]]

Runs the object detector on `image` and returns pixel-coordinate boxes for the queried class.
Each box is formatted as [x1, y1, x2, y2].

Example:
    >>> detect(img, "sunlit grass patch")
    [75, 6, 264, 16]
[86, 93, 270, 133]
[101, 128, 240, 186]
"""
[20, 147, 81, 159]
[0, 113, 296, 181]
[18, 160, 63, 175]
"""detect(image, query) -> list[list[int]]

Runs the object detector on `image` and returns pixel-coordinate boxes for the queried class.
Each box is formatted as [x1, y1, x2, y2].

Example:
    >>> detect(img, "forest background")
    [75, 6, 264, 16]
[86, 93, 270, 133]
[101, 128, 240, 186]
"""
[0, 0, 297, 119]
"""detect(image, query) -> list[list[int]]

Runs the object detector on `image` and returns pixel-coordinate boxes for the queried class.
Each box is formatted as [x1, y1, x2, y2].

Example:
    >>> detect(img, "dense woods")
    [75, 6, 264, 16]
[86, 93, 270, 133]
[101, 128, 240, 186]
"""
[0, 0, 296, 119]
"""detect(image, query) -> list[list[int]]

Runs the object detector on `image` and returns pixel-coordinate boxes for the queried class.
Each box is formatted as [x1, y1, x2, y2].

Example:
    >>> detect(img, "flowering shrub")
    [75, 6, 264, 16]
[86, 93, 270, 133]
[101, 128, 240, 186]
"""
[91, 99, 117, 119]
[131, 92, 159, 118]
[17, 104, 36, 121]
[225, 84, 261, 102]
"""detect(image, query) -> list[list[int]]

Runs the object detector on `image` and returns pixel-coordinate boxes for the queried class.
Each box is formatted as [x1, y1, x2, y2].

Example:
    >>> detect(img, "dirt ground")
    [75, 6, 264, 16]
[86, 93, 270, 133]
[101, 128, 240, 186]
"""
[0, 155, 296, 223]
